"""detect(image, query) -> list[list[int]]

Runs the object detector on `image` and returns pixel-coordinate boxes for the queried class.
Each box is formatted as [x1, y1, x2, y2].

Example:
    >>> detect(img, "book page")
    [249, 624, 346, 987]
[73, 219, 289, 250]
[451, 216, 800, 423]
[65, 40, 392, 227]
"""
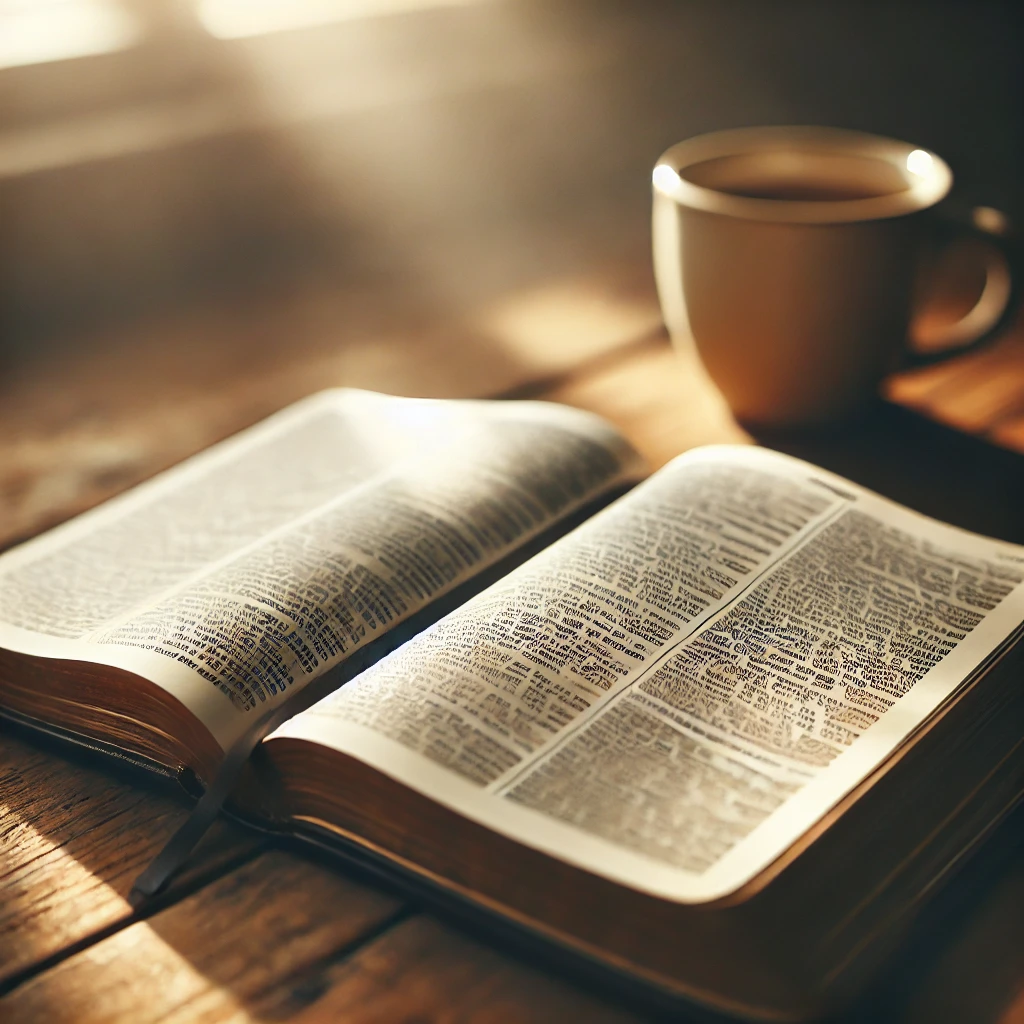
[272, 445, 1024, 901]
[0, 390, 641, 749]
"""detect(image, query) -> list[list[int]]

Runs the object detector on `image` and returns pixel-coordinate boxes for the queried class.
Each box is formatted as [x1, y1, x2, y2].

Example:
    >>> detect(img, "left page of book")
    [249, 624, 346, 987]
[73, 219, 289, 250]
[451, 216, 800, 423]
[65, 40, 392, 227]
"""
[0, 389, 642, 751]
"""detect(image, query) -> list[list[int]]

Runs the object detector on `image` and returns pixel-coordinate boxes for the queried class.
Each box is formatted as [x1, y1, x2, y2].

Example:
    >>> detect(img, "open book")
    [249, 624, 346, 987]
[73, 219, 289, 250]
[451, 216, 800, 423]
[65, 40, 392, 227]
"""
[2, 389, 1022, 1021]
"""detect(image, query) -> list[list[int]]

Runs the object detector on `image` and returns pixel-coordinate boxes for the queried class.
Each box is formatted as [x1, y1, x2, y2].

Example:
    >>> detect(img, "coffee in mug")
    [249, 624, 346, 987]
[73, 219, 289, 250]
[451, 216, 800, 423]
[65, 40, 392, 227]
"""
[652, 126, 1017, 426]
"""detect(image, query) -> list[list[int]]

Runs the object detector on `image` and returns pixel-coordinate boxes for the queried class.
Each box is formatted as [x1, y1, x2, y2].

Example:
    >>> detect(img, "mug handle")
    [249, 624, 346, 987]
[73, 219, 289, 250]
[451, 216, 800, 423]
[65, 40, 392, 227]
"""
[902, 204, 1020, 369]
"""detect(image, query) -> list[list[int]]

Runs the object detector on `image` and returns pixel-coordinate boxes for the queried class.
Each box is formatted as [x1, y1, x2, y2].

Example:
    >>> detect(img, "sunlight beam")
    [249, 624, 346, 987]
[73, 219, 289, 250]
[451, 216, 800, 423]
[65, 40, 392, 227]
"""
[0, 0, 140, 70]
[196, 0, 489, 40]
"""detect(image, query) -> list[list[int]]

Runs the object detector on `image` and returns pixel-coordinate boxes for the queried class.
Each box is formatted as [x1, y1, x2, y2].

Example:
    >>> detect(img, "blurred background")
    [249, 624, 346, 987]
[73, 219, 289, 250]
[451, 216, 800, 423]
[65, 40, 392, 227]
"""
[2, 0, 1023, 546]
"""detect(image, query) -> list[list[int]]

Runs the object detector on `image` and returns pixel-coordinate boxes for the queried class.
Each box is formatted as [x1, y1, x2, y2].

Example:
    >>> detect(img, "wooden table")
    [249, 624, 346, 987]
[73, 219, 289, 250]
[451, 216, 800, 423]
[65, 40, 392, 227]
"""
[1, 3, 1022, 1020]
[3, 323, 1024, 1023]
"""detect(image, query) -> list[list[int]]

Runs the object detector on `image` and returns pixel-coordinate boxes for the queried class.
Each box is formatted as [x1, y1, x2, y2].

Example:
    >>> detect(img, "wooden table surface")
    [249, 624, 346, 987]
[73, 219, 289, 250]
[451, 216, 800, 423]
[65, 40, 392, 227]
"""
[1, 3, 1022, 1021]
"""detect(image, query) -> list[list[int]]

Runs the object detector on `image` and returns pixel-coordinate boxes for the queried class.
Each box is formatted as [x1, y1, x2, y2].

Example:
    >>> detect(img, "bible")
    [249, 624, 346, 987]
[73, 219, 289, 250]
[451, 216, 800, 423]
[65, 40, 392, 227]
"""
[1, 388, 1022, 1022]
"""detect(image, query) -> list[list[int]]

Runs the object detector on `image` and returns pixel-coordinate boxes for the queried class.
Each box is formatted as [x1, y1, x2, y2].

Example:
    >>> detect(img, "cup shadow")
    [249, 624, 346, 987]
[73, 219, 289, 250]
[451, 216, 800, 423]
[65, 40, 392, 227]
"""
[752, 397, 1024, 545]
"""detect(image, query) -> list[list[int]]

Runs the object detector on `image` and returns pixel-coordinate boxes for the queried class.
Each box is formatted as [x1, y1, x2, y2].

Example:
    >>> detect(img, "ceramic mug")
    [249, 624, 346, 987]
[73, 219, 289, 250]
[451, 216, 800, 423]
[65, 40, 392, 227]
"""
[652, 126, 1018, 426]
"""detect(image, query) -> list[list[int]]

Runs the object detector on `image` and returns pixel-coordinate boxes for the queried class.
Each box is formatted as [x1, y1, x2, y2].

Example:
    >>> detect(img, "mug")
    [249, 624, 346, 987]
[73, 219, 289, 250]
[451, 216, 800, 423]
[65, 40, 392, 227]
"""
[652, 126, 1018, 426]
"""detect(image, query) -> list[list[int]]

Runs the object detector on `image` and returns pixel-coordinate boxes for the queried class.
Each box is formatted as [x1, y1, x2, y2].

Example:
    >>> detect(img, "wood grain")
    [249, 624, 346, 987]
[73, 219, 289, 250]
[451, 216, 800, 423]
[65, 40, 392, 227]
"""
[268, 914, 646, 1024]
[0, 858, 642, 1024]
[1, 846, 633, 1024]
[888, 324, 1024, 439]
[0, 727, 258, 988]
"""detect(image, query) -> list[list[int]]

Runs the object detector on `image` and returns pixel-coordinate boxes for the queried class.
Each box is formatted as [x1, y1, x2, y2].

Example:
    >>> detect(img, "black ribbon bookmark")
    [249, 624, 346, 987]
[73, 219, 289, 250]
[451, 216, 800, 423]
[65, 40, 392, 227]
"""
[128, 659, 355, 907]
[128, 720, 271, 906]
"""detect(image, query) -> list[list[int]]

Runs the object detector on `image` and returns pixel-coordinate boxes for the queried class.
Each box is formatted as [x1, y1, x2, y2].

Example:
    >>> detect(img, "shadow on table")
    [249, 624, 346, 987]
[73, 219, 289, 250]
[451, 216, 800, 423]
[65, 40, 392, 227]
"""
[0, 719, 258, 994]
[840, 802, 1024, 1024]
[754, 398, 1024, 545]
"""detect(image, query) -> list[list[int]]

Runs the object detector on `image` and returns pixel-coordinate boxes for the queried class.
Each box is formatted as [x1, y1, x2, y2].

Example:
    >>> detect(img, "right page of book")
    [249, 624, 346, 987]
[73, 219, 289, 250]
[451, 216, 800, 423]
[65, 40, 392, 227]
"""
[271, 445, 1024, 902]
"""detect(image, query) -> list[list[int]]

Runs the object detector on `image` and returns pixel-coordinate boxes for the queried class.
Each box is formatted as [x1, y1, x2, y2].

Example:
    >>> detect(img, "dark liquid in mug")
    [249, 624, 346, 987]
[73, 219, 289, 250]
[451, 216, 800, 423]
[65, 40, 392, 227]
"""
[717, 181, 894, 202]
[682, 153, 911, 203]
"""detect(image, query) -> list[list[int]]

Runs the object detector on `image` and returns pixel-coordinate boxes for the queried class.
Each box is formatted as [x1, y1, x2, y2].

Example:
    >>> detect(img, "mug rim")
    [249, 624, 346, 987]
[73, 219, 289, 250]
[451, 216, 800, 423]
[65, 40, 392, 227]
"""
[653, 126, 952, 224]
